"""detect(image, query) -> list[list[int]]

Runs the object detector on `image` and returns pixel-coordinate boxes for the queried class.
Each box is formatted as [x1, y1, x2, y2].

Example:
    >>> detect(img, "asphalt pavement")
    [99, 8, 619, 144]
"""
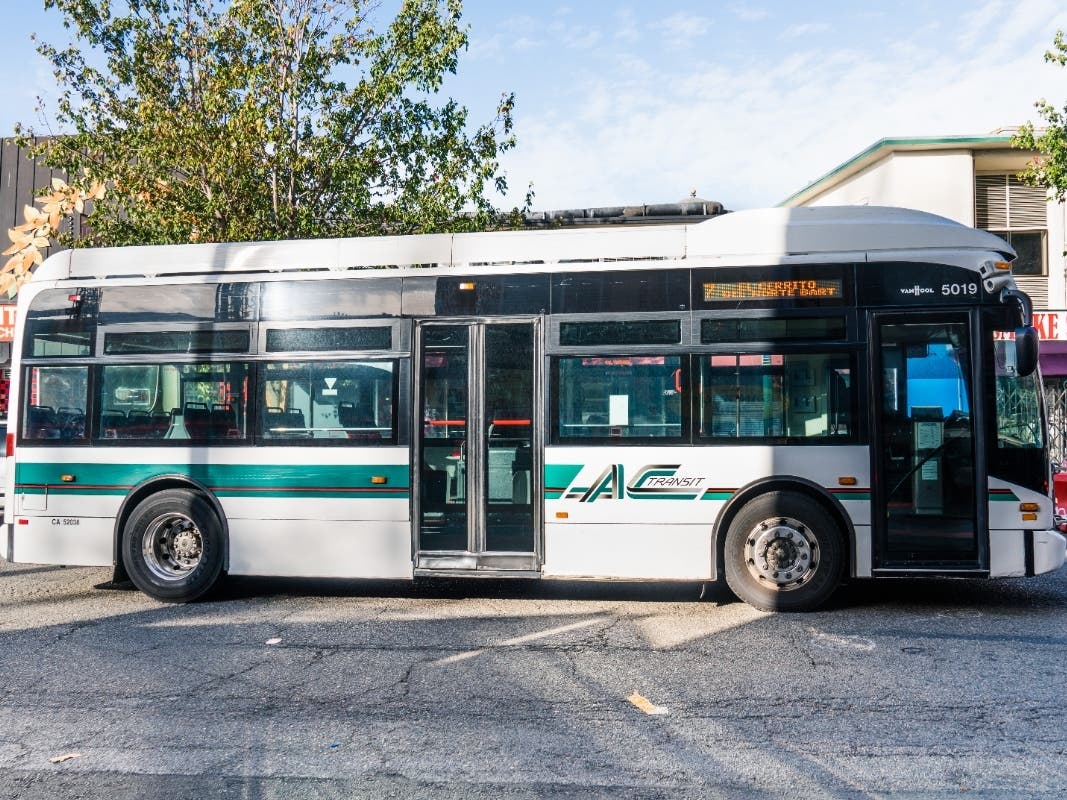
[1, 558, 1066, 799]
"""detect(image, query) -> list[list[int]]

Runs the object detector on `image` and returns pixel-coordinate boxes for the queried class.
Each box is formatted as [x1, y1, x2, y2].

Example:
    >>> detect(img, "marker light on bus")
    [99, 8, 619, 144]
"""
[5, 433, 13, 457]
[1019, 502, 1040, 512]
[838, 477, 858, 486]
[458, 282, 476, 291]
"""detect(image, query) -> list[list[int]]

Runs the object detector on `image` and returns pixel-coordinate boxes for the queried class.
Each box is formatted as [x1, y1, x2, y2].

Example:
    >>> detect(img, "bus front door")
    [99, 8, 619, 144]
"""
[414, 321, 540, 573]
[871, 313, 984, 571]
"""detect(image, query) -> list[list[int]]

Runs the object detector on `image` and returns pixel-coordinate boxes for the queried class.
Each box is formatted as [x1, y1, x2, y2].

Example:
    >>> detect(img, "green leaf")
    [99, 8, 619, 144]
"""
[26, 0, 520, 247]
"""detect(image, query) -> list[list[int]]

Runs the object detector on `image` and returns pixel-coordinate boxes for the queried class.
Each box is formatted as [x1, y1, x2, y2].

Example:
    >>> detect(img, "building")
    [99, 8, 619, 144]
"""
[781, 130, 1067, 460]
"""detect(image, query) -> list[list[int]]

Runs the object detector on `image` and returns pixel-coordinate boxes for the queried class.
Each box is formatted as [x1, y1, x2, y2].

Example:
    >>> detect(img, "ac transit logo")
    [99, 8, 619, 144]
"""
[564, 464, 706, 502]
[899, 285, 935, 296]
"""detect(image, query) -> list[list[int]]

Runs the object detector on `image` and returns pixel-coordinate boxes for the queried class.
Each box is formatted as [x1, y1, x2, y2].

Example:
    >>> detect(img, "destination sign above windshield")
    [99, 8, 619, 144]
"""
[702, 279, 843, 302]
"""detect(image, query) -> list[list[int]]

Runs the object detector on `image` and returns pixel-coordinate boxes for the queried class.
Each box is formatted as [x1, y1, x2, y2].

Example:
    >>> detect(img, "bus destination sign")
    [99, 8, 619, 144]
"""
[703, 278, 843, 302]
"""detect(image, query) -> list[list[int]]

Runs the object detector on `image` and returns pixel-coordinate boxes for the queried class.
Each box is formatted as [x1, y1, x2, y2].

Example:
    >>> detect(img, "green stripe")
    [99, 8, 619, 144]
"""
[701, 491, 734, 501]
[544, 464, 583, 495]
[15, 462, 410, 499]
[830, 491, 871, 502]
[988, 490, 1020, 502]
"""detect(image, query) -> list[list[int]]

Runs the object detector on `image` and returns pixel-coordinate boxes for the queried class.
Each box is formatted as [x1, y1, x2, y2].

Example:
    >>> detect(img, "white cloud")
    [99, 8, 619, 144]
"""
[780, 22, 830, 40]
[614, 8, 641, 43]
[656, 12, 713, 47]
[730, 5, 770, 23]
[560, 26, 602, 50]
[956, 0, 1007, 51]
[498, 3, 1067, 212]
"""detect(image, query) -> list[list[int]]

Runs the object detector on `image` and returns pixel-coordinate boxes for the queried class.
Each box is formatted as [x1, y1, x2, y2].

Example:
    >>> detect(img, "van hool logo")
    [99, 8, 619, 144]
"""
[900, 285, 935, 296]
[564, 464, 706, 502]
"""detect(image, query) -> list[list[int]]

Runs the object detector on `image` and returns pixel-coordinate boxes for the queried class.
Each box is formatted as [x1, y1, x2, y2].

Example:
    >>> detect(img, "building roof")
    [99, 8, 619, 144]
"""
[779, 134, 1020, 207]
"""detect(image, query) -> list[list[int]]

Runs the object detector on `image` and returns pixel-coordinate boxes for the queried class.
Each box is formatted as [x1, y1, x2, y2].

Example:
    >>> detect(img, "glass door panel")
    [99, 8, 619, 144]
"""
[875, 316, 979, 566]
[484, 324, 535, 552]
[418, 325, 469, 551]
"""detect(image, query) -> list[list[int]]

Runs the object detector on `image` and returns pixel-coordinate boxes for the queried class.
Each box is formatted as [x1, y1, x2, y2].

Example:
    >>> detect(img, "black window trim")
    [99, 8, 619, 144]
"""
[96, 322, 256, 358]
[691, 308, 856, 346]
[547, 312, 691, 355]
[257, 318, 409, 357]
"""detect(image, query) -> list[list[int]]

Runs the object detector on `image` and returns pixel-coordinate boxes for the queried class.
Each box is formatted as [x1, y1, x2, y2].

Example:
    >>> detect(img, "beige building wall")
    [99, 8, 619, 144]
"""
[801, 150, 977, 226]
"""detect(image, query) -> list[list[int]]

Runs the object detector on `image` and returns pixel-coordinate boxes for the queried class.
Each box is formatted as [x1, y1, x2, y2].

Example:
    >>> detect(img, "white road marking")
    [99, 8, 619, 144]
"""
[432, 617, 605, 665]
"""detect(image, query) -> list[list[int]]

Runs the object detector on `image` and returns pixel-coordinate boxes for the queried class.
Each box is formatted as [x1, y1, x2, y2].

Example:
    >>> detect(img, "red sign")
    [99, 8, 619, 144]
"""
[0, 305, 13, 343]
[994, 310, 1067, 341]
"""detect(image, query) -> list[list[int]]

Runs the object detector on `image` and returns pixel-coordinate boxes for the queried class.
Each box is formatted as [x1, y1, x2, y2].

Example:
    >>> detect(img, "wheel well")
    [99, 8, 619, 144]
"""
[711, 478, 854, 582]
[112, 476, 228, 583]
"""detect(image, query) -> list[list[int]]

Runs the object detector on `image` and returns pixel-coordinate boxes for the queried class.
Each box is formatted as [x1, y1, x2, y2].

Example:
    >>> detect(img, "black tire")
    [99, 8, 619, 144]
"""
[723, 491, 843, 612]
[121, 488, 224, 603]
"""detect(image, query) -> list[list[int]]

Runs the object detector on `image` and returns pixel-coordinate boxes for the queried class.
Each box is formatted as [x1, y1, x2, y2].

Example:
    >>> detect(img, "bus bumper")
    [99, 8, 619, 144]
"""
[1034, 530, 1067, 576]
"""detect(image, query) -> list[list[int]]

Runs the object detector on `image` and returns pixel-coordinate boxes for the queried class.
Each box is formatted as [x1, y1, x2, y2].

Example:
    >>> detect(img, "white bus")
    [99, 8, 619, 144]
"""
[3, 206, 1064, 610]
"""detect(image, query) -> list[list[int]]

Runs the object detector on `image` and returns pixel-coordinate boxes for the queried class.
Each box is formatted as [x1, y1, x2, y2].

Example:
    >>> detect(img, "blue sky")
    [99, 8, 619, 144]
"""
[2, 1, 1066, 211]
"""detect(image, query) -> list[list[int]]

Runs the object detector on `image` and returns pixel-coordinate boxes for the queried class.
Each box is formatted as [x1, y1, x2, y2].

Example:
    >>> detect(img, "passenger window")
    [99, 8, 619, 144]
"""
[261, 361, 395, 443]
[23, 366, 88, 441]
[556, 356, 683, 440]
[698, 352, 853, 440]
[96, 363, 250, 441]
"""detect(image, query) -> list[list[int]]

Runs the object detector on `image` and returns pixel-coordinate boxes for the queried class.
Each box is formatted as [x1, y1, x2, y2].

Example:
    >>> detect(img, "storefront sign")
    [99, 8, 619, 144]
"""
[0, 304, 14, 342]
[993, 310, 1067, 341]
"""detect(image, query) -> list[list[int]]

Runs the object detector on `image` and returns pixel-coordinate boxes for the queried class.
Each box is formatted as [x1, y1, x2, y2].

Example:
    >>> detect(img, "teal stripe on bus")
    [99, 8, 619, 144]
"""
[988, 488, 1020, 502]
[544, 464, 583, 499]
[15, 462, 410, 500]
[701, 489, 735, 501]
[829, 488, 871, 501]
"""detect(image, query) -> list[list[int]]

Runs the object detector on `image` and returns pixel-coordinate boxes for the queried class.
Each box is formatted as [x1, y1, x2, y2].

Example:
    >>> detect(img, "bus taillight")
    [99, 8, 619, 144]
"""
[5, 432, 13, 457]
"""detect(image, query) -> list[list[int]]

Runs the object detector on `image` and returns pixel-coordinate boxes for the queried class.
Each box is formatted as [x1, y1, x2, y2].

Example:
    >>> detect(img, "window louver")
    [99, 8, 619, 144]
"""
[975, 174, 1047, 229]
[1015, 276, 1048, 308]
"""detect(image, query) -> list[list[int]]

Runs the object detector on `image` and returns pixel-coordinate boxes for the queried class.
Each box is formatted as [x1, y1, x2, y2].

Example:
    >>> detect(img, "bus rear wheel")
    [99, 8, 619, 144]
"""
[121, 489, 224, 603]
[723, 491, 843, 612]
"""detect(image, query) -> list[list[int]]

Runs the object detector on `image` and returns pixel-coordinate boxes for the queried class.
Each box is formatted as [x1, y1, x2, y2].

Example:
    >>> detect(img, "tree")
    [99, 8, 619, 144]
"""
[20, 0, 519, 247]
[1014, 30, 1067, 199]
[1, 178, 105, 296]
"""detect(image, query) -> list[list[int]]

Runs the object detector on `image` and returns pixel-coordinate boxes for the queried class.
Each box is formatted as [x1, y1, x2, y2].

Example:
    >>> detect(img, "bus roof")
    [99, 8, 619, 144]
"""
[33, 205, 1014, 282]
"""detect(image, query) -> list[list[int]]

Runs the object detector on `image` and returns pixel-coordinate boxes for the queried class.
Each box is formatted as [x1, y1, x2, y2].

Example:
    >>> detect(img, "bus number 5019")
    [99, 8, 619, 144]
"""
[942, 283, 979, 296]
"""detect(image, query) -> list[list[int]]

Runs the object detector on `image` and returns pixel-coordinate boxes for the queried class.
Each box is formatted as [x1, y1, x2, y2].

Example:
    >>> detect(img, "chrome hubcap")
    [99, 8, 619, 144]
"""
[744, 516, 818, 590]
[142, 512, 203, 581]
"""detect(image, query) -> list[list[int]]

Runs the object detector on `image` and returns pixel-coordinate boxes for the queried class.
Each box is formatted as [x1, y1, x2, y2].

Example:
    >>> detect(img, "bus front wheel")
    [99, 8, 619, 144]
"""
[723, 491, 843, 612]
[121, 489, 224, 603]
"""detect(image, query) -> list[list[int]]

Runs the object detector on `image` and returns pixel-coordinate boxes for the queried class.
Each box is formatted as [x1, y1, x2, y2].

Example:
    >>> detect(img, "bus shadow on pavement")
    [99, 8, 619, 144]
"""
[827, 572, 1067, 612]
[213, 574, 714, 605]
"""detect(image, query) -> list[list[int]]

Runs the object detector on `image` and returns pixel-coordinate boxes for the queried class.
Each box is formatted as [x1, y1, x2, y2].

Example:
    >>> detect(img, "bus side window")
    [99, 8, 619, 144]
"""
[23, 366, 88, 441]
[260, 360, 395, 444]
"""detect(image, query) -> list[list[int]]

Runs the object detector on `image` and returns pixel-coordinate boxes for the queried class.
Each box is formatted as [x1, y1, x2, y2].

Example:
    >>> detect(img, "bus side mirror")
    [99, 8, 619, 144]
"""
[1014, 325, 1039, 377]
